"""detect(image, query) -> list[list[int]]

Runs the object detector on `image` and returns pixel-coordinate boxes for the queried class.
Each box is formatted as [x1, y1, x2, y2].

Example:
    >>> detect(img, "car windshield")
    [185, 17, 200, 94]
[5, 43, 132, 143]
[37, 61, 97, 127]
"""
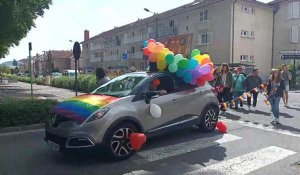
[91, 74, 147, 97]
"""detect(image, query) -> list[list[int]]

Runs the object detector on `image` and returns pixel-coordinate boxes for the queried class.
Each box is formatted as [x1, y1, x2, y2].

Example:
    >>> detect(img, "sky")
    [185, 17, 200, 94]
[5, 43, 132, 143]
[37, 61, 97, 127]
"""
[0, 0, 272, 63]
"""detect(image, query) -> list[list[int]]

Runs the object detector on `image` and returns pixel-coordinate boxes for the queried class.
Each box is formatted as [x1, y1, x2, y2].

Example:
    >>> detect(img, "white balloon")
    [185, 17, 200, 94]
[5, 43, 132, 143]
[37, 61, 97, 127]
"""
[150, 104, 162, 118]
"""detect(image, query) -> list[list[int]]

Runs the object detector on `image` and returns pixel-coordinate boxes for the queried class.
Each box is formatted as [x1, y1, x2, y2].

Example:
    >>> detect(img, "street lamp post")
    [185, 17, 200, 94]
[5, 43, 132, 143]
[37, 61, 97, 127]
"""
[144, 8, 158, 40]
[144, 8, 158, 71]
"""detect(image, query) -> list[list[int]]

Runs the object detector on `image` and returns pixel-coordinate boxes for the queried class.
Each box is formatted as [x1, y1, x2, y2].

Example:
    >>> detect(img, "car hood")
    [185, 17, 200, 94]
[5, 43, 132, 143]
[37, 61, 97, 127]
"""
[51, 94, 119, 124]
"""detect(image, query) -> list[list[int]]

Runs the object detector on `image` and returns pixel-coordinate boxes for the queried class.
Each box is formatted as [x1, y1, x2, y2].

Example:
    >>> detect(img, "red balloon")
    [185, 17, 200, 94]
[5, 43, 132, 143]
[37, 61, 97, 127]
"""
[130, 133, 147, 151]
[202, 72, 214, 81]
[216, 122, 227, 133]
[197, 77, 206, 86]
[152, 79, 160, 86]
[143, 47, 151, 56]
[148, 39, 156, 43]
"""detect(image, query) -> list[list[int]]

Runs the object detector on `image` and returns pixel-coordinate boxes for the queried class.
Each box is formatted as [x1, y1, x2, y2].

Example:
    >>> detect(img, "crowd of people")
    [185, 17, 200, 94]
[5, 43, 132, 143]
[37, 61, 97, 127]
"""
[212, 63, 292, 124]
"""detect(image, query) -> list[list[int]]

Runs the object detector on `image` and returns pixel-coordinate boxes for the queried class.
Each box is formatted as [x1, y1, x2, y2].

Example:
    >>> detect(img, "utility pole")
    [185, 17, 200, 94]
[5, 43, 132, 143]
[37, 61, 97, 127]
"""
[28, 42, 33, 99]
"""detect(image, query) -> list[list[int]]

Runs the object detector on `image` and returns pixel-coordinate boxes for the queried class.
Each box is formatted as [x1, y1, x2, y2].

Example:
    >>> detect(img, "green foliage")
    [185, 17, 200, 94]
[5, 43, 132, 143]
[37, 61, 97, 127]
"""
[0, 65, 10, 74]
[51, 75, 98, 93]
[0, 0, 52, 57]
[0, 98, 58, 128]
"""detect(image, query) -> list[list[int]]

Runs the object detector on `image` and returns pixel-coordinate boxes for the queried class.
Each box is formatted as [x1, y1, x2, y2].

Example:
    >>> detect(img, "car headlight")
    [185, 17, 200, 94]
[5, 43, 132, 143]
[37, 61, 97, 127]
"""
[87, 107, 110, 122]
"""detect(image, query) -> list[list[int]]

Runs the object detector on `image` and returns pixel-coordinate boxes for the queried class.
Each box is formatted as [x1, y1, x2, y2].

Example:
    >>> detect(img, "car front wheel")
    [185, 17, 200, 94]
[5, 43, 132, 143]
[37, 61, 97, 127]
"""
[198, 105, 219, 133]
[104, 122, 137, 161]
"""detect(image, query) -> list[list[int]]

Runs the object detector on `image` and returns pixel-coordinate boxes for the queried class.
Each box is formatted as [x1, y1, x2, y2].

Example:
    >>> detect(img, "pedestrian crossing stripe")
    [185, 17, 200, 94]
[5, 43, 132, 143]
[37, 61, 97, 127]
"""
[184, 146, 296, 175]
[134, 134, 241, 163]
[222, 118, 300, 138]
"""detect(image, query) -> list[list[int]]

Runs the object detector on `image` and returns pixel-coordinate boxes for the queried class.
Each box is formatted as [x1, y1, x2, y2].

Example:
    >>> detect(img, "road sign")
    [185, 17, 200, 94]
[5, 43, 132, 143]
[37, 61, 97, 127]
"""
[122, 53, 128, 60]
[73, 42, 81, 60]
[280, 50, 300, 60]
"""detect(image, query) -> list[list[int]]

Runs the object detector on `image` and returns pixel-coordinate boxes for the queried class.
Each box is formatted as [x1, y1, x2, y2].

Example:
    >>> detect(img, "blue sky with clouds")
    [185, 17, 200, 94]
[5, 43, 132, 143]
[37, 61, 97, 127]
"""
[0, 0, 272, 63]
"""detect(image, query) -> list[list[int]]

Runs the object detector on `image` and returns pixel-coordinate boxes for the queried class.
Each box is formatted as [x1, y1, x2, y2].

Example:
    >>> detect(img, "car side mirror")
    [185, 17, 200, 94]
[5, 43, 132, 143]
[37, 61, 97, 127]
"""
[144, 91, 159, 104]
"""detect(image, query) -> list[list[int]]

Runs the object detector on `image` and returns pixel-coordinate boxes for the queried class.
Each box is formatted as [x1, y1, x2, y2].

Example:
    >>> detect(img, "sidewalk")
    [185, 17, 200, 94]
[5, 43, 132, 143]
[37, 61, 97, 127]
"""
[0, 81, 84, 101]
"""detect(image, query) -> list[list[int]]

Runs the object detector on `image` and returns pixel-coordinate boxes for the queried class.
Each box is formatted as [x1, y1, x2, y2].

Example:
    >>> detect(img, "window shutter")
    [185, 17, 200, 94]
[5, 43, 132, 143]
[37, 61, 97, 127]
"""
[207, 33, 212, 44]
[287, 3, 293, 19]
[293, 2, 300, 18]
[291, 26, 299, 43]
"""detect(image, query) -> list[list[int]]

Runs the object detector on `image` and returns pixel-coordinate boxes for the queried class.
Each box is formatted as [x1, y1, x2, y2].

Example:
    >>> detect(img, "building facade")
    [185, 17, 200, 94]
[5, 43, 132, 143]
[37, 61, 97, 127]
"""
[270, 0, 300, 67]
[81, 0, 275, 79]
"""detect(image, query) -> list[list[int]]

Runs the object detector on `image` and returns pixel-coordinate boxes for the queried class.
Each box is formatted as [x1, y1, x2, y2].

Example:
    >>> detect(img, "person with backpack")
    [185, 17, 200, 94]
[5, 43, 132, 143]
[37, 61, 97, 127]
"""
[232, 67, 246, 109]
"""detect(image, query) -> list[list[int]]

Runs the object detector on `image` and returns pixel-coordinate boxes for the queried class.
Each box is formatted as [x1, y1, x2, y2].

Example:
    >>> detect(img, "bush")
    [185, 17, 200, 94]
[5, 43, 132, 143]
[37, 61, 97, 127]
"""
[51, 75, 97, 92]
[0, 98, 58, 128]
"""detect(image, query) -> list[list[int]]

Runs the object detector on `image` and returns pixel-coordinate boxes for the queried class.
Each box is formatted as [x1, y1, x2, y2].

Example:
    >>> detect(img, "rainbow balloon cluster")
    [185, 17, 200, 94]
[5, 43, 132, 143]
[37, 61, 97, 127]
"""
[143, 39, 215, 86]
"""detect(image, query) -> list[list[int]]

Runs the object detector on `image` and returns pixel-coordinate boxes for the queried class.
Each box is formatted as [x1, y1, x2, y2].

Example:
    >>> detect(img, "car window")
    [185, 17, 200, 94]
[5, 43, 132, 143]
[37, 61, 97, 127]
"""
[92, 74, 146, 97]
[174, 76, 197, 92]
[148, 75, 175, 95]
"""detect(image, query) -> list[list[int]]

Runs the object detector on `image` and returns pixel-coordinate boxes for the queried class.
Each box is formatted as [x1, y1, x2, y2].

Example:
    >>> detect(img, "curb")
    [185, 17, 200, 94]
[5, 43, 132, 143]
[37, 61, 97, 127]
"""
[0, 123, 45, 134]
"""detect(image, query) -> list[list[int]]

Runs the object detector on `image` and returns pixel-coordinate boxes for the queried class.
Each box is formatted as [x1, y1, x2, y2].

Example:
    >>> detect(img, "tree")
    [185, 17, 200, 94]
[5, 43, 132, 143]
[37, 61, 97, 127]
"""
[0, 0, 52, 58]
[0, 65, 11, 74]
[12, 59, 17, 66]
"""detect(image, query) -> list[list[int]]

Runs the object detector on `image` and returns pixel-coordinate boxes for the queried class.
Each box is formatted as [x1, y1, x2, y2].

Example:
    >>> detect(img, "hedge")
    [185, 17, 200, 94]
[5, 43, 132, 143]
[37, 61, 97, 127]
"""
[51, 74, 97, 93]
[4, 73, 98, 93]
[0, 98, 58, 128]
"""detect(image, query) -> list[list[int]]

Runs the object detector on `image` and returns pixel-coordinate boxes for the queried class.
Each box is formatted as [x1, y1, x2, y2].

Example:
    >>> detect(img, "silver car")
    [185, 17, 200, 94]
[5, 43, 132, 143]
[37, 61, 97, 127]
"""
[45, 72, 219, 161]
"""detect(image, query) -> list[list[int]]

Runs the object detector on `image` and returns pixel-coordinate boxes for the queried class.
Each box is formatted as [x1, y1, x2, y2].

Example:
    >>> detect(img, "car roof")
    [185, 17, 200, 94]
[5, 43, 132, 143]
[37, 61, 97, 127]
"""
[126, 71, 171, 76]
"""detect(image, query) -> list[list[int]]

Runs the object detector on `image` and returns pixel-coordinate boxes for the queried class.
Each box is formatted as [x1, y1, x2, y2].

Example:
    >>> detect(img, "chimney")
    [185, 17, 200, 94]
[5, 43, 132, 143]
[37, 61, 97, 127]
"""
[84, 30, 90, 41]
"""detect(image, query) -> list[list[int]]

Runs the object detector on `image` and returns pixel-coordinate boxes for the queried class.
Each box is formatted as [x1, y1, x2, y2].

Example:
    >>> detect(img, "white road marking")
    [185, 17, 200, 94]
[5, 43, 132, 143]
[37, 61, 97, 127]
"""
[222, 118, 300, 138]
[123, 170, 154, 175]
[0, 129, 44, 137]
[185, 146, 296, 175]
[136, 134, 241, 162]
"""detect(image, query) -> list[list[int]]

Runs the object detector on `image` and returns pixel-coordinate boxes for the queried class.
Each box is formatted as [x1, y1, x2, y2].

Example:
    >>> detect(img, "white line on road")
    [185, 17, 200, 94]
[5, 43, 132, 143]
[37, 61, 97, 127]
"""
[222, 118, 300, 138]
[184, 146, 296, 175]
[0, 129, 44, 137]
[136, 134, 241, 162]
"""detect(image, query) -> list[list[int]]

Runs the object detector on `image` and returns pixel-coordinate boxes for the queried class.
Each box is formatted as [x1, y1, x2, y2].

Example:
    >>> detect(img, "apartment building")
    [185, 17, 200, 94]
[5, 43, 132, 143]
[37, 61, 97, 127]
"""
[81, 0, 274, 78]
[270, 0, 300, 67]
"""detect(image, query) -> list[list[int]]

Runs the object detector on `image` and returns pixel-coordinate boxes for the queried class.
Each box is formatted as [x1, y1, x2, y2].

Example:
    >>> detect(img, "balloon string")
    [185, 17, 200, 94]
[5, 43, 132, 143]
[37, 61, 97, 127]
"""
[218, 83, 269, 110]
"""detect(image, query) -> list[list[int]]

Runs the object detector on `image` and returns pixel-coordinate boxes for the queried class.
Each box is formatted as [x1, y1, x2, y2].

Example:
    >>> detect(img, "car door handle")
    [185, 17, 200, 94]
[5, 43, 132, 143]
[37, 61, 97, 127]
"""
[172, 99, 177, 103]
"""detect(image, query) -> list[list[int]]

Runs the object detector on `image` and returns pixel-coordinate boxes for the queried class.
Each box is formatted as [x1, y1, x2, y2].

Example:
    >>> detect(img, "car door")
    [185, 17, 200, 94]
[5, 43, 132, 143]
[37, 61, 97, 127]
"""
[132, 74, 181, 132]
[173, 76, 200, 116]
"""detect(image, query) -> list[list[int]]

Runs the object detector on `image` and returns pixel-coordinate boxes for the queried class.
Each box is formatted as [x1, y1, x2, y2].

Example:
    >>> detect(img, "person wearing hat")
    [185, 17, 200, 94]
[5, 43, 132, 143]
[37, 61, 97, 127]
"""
[232, 67, 246, 109]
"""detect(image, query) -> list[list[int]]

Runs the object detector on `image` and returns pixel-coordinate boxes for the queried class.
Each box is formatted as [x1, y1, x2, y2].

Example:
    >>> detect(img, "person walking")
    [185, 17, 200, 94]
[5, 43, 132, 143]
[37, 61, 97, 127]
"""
[0, 72, 2, 83]
[232, 67, 246, 109]
[96, 68, 110, 87]
[245, 68, 262, 111]
[281, 64, 292, 107]
[267, 69, 285, 124]
[218, 63, 233, 113]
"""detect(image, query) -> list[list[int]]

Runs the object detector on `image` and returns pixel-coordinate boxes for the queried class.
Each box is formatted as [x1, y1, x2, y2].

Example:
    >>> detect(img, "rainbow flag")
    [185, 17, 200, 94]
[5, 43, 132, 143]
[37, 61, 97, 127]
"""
[51, 94, 119, 124]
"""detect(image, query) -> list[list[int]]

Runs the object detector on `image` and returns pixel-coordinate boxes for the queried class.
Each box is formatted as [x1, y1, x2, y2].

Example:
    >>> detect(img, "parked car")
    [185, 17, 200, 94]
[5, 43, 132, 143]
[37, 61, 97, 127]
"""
[44, 71, 219, 161]
[50, 72, 62, 78]
[62, 69, 80, 77]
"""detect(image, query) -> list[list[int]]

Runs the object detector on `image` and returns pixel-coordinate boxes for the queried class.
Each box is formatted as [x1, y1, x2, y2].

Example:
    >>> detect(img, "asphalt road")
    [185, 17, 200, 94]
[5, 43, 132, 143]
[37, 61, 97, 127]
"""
[0, 81, 300, 175]
[0, 120, 300, 175]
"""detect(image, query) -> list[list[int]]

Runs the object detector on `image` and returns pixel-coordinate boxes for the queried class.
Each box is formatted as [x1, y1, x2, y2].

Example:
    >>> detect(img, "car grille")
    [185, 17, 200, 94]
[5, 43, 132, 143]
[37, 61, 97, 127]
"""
[50, 113, 74, 128]
[45, 131, 67, 146]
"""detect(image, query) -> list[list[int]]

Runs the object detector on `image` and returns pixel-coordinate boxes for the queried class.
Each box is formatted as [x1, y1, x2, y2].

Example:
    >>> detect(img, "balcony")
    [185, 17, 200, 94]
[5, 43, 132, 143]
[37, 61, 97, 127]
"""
[105, 39, 121, 48]
[124, 36, 143, 44]
[128, 52, 143, 59]
[89, 44, 104, 51]
[103, 55, 119, 61]
[159, 27, 178, 37]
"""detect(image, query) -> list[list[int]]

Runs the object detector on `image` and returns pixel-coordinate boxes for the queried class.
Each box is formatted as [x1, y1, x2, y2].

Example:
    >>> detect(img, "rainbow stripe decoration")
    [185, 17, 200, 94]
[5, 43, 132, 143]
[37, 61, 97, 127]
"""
[52, 94, 119, 124]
